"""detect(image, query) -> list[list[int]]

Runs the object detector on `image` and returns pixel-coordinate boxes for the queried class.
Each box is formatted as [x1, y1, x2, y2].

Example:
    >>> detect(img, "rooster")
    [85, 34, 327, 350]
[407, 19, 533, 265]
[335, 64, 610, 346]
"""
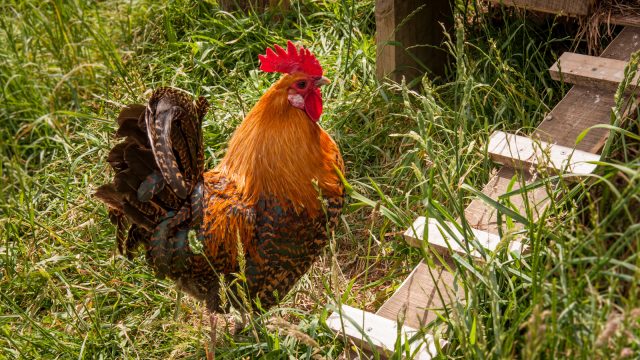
[96, 41, 344, 312]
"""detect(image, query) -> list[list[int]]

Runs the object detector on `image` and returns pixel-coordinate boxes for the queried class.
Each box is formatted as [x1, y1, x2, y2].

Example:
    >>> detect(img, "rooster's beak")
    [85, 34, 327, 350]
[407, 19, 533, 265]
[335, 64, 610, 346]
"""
[315, 76, 330, 87]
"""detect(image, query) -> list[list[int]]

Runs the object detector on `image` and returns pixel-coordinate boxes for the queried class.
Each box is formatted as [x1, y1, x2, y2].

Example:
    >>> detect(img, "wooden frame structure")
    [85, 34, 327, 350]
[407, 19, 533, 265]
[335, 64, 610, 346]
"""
[488, 0, 640, 27]
[332, 6, 640, 355]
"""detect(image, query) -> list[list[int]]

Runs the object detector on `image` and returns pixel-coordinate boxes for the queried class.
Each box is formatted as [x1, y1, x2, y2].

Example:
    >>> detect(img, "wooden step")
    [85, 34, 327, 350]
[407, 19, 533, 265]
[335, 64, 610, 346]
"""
[376, 262, 464, 329]
[326, 305, 444, 359]
[404, 217, 525, 258]
[488, 131, 600, 176]
[549, 52, 639, 92]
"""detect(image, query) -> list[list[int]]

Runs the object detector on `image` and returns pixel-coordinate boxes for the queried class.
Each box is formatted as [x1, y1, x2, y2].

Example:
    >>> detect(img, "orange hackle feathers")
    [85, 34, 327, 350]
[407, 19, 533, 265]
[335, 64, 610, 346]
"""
[217, 74, 343, 212]
[190, 43, 341, 271]
[204, 73, 344, 262]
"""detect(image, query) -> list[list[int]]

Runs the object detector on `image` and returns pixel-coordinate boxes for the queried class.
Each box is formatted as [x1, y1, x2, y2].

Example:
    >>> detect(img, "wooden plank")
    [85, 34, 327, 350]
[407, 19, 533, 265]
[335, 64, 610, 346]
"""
[375, 0, 453, 81]
[489, 1, 640, 27]
[597, 27, 640, 62]
[327, 305, 444, 359]
[404, 216, 526, 257]
[375, 0, 395, 80]
[534, 87, 615, 152]
[549, 52, 639, 92]
[376, 262, 463, 329]
[487, 0, 594, 16]
[488, 131, 601, 176]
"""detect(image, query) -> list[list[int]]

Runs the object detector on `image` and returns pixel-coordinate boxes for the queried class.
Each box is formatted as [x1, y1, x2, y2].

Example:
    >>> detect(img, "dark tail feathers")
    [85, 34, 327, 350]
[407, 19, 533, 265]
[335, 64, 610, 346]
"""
[95, 88, 208, 258]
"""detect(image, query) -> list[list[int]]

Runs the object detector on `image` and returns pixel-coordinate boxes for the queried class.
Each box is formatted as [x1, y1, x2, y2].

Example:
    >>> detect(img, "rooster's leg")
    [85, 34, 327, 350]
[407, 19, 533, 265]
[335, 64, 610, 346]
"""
[207, 313, 217, 360]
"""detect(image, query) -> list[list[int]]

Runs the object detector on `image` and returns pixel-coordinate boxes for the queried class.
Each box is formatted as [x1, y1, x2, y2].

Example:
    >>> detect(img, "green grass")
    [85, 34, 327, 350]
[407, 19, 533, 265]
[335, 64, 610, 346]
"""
[1, 0, 639, 359]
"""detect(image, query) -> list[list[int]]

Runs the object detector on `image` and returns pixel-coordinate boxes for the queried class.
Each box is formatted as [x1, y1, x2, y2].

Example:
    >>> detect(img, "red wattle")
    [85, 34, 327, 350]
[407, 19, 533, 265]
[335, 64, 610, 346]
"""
[305, 88, 323, 122]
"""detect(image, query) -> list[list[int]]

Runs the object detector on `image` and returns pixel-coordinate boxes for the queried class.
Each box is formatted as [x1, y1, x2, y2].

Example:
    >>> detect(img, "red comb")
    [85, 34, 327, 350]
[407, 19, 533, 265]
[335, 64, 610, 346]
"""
[258, 41, 323, 77]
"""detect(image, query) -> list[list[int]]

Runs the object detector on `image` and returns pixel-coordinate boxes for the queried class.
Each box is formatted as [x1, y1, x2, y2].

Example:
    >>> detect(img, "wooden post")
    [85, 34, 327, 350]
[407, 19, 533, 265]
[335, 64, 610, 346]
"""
[375, 0, 453, 82]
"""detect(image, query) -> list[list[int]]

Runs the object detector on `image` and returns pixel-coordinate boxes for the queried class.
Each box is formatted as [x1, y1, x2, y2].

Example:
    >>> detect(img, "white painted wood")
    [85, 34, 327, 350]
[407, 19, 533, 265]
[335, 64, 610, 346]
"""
[488, 131, 600, 176]
[327, 305, 444, 359]
[404, 216, 526, 257]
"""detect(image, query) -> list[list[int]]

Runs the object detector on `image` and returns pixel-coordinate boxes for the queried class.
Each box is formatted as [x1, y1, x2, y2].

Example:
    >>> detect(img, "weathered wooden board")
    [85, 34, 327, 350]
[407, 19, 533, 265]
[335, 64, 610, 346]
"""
[487, 0, 595, 16]
[488, 131, 601, 176]
[597, 27, 640, 62]
[489, 1, 640, 27]
[549, 52, 639, 92]
[609, 13, 640, 28]
[375, 0, 452, 81]
[534, 87, 615, 152]
[376, 262, 464, 329]
[327, 305, 444, 359]
[465, 87, 615, 233]
[375, 0, 396, 80]
[404, 216, 526, 258]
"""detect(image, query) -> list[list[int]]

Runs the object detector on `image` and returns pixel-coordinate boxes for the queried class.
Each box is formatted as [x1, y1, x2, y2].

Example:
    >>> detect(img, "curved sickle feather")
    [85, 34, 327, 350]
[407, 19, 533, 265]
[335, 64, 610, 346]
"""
[146, 100, 189, 199]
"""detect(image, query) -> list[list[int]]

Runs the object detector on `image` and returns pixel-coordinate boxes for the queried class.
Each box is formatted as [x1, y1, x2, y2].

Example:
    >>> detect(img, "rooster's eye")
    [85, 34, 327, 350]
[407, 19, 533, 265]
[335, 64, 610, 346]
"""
[296, 80, 307, 89]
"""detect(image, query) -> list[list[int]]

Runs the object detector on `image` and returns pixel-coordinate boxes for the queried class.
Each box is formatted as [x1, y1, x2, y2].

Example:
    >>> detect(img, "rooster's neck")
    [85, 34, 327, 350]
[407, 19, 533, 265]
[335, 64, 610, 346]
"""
[216, 87, 342, 214]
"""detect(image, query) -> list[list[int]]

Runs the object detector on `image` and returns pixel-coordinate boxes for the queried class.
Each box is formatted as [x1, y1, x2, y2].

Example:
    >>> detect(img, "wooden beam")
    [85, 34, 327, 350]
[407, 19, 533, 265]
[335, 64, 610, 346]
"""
[489, 1, 640, 27]
[550, 52, 639, 92]
[376, 262, 464, 329]
[404, 216, 526, 258]
[327, 305, 443, 359]
[597, 27, 640, 62]
[487, 0, 595, 16]
[375, 0, 453, 81]
[488, 131, 601, 176]
[609, 13, 640, 28]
